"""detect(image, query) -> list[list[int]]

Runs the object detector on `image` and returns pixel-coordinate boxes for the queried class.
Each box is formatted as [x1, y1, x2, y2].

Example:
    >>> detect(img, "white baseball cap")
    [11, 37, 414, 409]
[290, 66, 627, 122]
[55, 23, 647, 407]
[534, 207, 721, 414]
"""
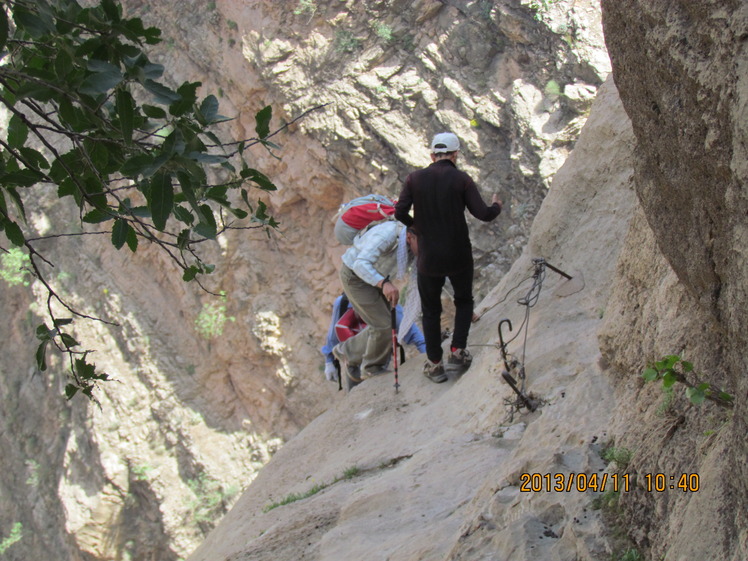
[431, 132, 460, 153]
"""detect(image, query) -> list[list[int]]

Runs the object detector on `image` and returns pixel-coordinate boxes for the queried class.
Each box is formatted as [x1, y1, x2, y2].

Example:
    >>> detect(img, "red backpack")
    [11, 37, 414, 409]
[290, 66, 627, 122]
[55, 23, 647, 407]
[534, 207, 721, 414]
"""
[333, 194, 396, 245]
[334, 308, 366, 342]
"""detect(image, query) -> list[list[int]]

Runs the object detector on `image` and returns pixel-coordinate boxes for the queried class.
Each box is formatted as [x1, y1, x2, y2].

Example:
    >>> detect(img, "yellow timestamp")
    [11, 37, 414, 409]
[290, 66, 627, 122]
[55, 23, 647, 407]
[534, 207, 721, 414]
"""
[642, 473, 700, 492]
[519, 472, 700, 493]
[519, 472, 632, 493]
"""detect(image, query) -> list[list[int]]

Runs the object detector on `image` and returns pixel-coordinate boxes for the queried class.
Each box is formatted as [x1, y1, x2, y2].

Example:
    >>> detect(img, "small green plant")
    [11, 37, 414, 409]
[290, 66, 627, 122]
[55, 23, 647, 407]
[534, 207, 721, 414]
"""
[655, 386, 674, 416]
[601, 446, 632, 471]
[478, 0, 493, 20]
[25, 459, 40, 487]
[591, 487, 620, 511]
[544, 79, 562, 97]
[617, 549, 643, 561]
[195, 293, 235, 340]
[528, 0, 561, 20]
[131, 464, 154, 481]
[643, 355, 734, 408]
[187, 474, 238, 524]
[263, 466, 360, 512]
[0, 248, 31, 287]
[294, 0, 316, 16]
[226, 19, 238, 31]
[343, 466, 360, 479]
[0, 523, 22, 555]
[373, 21, 393, 42]
[335, 29, 360, 53]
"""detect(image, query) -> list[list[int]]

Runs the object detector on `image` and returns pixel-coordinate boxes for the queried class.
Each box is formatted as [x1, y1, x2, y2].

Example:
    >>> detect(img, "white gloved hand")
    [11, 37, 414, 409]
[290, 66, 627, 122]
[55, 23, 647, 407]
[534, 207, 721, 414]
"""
[325, 362, 339, 382]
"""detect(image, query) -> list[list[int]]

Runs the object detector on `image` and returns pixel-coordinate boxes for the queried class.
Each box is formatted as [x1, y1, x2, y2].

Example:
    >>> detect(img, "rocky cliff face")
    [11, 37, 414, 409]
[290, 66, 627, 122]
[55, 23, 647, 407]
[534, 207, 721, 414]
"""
[3, 1, 744, 560]
[598, 1, 748, 559]
[0, 1, 611, 560]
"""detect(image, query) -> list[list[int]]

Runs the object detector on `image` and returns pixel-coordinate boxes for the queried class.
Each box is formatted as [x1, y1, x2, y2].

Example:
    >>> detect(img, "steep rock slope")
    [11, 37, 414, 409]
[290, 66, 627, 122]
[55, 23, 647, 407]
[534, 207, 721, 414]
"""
[189, 3, 748, 557]
[188, 76, 637, 561]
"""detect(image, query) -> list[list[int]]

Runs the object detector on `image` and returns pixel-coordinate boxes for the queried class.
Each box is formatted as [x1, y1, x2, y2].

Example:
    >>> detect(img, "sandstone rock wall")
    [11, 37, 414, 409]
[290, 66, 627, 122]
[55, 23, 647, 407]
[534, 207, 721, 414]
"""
[599, 1, 748, 559]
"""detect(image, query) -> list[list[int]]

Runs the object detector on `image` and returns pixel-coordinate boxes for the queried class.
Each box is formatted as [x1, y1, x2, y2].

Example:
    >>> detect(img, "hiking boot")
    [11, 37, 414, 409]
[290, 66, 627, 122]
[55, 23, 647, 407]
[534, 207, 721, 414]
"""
[446, 348, 472, 375]
[423, 360, 447, 383]
[361, 365, 390, 380]
[333, 344, 362, 383]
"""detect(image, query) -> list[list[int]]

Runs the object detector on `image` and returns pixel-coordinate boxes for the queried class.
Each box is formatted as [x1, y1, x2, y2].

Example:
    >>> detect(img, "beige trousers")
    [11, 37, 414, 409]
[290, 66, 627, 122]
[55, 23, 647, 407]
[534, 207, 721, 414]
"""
[338, 265, 392, 374]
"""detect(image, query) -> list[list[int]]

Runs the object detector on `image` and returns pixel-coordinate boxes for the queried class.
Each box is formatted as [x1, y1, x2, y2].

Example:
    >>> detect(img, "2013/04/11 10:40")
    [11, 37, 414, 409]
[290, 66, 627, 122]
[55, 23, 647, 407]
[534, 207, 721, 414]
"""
[519, 472, 700, 493]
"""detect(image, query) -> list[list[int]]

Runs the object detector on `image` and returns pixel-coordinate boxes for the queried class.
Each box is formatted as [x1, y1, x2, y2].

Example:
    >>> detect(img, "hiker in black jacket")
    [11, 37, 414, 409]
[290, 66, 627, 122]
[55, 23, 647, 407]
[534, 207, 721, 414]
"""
[395, 132, 501, 383]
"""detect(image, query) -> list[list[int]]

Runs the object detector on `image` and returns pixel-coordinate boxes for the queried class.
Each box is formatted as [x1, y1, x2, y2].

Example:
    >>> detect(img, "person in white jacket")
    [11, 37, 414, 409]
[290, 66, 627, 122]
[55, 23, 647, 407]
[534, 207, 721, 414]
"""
[333, 221, 416, 383]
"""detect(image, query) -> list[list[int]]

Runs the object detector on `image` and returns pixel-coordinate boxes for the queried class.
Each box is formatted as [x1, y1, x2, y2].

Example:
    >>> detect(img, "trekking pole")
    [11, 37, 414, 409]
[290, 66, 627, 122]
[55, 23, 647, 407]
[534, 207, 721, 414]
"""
[391, 306, 400, 393]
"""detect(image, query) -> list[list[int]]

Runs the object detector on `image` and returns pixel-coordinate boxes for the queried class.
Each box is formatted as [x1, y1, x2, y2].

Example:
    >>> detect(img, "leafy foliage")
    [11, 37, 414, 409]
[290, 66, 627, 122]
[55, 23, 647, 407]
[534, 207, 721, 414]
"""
[642, 355, 734, 408]
[262, 465, 361, 513]
[0, 0, 290, 398]
[0, 523, 22, 555]
[187, 473, 239, 528]
[0, 246, 30, 285]
[195, 292, 234, 340]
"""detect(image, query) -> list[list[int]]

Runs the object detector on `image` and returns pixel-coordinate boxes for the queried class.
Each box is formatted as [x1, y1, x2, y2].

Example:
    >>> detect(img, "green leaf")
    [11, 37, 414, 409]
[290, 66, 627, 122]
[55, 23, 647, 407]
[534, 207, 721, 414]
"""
[681, 361, 694, 373]
[80, 61, 124, 95]
[4, 187, 26, 224]
[13, 6, 55, 38]
[255, 105, 272, 138]
[101, 0, 121, 22]
[18, 147, 50, 171]
[663, 355, 680, 369]
[242, 168, 277, 191]
[142, 63, 164, 80]
[116, 89, 135, 142]
[3, 220, 25, 246]
[189, 152, 227, 164]
[717, 391, 734, 403]
[177, 228, 191, 249]
[170, 81, 200, 117]
[173, 205, 194, 225]
[1, 169, 45, 187]
[121, 154, 155, 177]
[54, 50, 75, 81]
[142, 104, 167, 119]
[8, 114, 29, 149]
[65, 383, 79, 399]
[148, 173, 174, 231]
[111, 218, 130, 249]
[14, 82, 56, 102]
[662, 370, 678, 389]
[144, 79, 181, 104]
[176, 171, 206, 222]
[199, 95, 219, 123]
[183, 265, 199, 282]
[53, 318, 74, 327]
[194, 204, 217, 238]
[36, 340, 49, 371]
[686, 386, 706, 405]
[0, 9, 8, 51]
[126, 225, 138, 252]
[35, 323, 53, 341]
[60, 333, 79, 348]
[82, 209, 114, 223]
[642, 367, 659, 382]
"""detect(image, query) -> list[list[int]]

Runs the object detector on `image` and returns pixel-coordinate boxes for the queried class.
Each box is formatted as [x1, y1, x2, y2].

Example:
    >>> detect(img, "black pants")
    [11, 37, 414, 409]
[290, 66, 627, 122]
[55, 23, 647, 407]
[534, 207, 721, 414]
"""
[418, 267, 474, 363]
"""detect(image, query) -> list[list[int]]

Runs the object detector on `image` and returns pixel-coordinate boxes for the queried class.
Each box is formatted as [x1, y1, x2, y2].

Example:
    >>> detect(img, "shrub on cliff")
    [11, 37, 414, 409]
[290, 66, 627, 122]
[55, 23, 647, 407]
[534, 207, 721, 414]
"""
[0, 0, 283, 398]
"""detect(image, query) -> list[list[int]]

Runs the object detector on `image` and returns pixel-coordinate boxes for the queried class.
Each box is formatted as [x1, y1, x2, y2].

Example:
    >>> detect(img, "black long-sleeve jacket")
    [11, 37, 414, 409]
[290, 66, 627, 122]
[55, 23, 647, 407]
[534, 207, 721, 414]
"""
[395, 159, 501, 276]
